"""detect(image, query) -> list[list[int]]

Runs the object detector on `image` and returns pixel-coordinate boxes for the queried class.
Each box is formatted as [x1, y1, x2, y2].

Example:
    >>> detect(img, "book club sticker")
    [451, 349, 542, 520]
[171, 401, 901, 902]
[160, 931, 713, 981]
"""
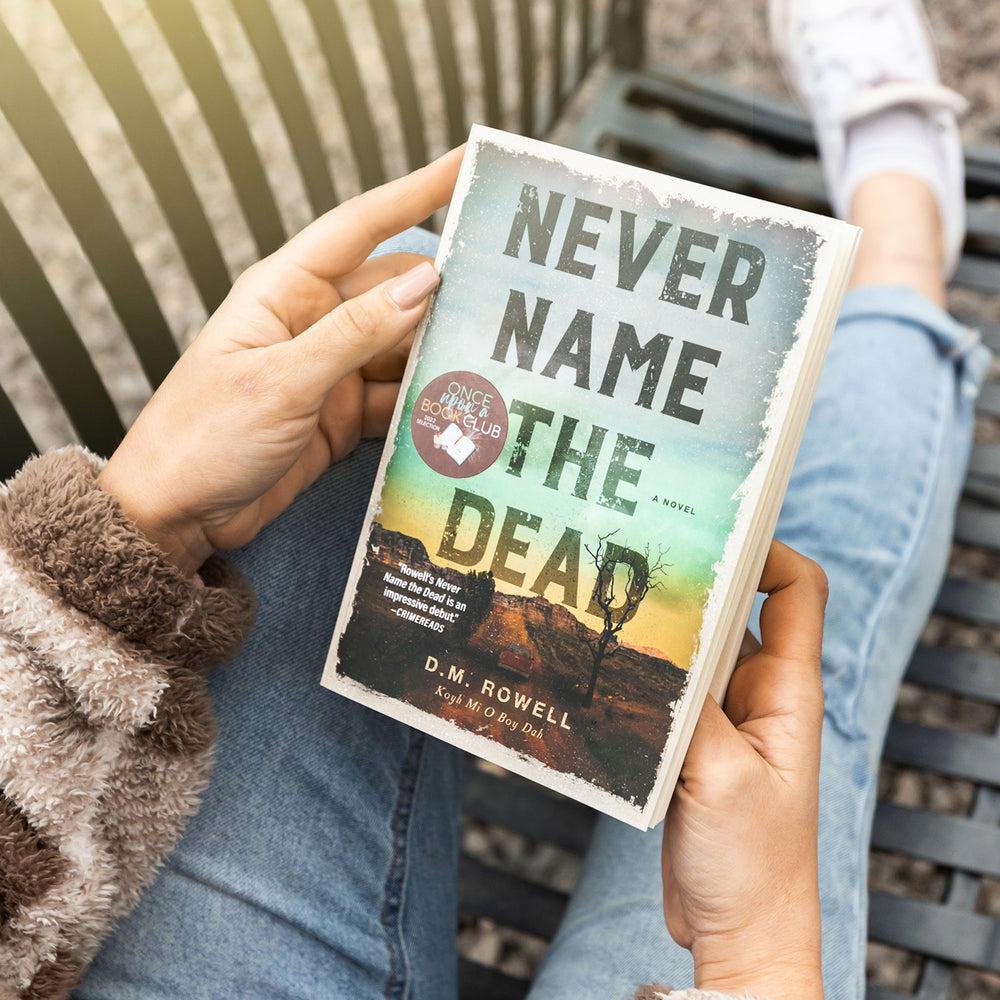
[411, 370, 508, 479]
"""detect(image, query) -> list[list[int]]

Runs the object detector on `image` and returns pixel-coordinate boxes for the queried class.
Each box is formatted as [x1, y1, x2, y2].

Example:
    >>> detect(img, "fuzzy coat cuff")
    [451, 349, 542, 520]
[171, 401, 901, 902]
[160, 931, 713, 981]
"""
[633, 987, 775, 1000]
[0, 447, 255, 670]
[0, 447, 256, 998]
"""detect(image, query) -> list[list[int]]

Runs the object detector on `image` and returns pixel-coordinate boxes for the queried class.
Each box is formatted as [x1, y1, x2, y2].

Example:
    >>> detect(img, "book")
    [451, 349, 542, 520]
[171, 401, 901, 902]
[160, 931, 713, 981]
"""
[322, 125, 859, 829]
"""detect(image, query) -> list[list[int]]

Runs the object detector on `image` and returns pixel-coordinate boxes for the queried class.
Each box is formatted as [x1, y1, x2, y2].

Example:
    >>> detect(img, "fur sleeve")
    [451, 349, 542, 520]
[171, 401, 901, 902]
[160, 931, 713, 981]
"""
[633, 986, 776, 1000]
[0, 448, 255, 999]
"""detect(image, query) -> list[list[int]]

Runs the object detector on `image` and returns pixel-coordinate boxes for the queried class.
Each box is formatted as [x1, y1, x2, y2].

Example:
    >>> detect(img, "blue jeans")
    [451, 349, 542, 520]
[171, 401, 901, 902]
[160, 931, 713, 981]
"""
[77, 230, 988, 1000]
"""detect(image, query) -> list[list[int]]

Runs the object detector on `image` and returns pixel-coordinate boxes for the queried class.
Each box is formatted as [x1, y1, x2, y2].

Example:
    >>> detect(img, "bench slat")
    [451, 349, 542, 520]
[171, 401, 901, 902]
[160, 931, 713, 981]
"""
[0, 203, 124, 457]
[464, 766, 597, 854]
[459, 855, 571, 941]
[550, 0, 567, 124]
[472, 0, 503, 129]
[458, 958, 529, 1000]
[954, 502, 1000, 551]
[868, 891, 1000, 973]
[51, 0, 233, 313]
[300, 0, 387, 189]
[147, 0, 287, 256]
[883, 719, 1000, 787]
[905, 645, 1000, 704]
[0, 387, 38, 483]
[952, 254, 1000, 296]
[368, 0, 430, 173]
[424, 1, 468, 150]
[232, 0, 340, 216]
[968, 442, 1000, 482]
[0, 19, 179, 387]
[935, 576, 1000, 628]
[578, 0, 596, 87]
[515, 0, 536, 137]
[974, 380, 1000, 418]
[872, 802, 1000, 877]
[617, 67, 1000, 196]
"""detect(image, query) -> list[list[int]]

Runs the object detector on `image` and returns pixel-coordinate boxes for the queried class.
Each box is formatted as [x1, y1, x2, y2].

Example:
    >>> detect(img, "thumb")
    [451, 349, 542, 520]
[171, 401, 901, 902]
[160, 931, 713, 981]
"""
[288, 260, 440, 404]
[679, 695, 756, 797]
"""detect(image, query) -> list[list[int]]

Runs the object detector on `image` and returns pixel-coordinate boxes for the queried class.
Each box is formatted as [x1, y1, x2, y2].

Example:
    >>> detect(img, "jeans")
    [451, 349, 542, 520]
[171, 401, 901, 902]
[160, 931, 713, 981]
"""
[77, 229, 988, 1000]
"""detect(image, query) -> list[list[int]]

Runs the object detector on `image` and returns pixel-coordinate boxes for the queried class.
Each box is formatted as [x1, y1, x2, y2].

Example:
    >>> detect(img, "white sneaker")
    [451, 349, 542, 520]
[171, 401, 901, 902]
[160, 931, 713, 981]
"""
[770, 0, 968, 274]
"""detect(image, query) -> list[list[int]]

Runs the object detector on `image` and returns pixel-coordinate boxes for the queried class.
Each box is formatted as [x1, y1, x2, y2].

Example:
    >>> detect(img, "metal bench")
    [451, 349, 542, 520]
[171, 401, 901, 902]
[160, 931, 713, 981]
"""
[1, 4, 998, 998]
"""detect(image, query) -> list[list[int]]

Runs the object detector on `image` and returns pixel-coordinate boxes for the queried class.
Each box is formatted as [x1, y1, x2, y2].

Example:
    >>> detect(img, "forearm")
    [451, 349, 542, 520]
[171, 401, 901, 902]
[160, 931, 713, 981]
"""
[0, 447, 255, 999]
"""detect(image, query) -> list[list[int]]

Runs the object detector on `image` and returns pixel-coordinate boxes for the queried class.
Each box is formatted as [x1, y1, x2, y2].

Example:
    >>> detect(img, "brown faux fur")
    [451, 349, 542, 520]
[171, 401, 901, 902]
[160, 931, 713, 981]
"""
[0, 448, 255, 670]
[632, 988, 774, 1000]
[0, 448, 257, 998]
[0, 795, 67, 924]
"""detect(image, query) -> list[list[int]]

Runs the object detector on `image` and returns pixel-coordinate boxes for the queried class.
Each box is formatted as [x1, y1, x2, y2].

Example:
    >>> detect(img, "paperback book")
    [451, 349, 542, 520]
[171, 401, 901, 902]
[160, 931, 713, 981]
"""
[322, 126, 859, 829]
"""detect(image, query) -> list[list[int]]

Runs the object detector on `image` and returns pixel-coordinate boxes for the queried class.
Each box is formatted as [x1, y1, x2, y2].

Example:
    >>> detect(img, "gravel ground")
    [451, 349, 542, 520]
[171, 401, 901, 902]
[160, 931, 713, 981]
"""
[2, 1, 1000, 996]
[647, 0, 1000, 146]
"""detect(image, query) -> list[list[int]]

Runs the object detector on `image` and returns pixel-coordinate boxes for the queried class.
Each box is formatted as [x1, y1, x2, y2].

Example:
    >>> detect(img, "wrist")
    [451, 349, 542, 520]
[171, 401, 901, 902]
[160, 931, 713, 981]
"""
[97, 461, 212, 577]
[694, 951, 823, 1000]
[690, 904, 823, 1000]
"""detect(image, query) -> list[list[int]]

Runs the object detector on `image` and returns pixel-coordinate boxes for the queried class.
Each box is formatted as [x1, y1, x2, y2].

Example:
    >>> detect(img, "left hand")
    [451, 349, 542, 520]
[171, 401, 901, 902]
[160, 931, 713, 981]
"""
[99, 149, 463, 575]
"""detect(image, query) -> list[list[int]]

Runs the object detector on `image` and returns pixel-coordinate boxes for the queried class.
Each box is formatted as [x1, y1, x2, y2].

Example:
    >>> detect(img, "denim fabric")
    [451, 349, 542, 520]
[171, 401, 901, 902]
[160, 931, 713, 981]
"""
[527, 286, 988, 1000]
[77, 221, 987, 999]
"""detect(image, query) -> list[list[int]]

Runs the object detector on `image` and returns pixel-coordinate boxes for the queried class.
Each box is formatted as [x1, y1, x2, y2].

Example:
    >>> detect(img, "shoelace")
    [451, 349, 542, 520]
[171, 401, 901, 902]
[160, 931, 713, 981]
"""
[796, 0, 931, 95]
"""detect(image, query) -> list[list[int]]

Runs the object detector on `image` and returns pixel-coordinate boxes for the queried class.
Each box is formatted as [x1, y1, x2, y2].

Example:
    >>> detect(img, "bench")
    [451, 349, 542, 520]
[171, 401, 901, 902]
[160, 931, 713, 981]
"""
[2, 3, 998, 997]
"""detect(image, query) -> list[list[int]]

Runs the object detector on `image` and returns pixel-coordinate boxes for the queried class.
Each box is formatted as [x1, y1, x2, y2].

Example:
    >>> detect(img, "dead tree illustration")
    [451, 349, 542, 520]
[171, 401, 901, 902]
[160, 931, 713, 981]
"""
[580, 532, 668, 708]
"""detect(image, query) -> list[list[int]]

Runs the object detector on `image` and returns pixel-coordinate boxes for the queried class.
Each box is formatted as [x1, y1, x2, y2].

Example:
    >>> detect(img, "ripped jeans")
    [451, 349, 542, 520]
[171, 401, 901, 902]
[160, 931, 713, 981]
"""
[78, 229, 988, 1000]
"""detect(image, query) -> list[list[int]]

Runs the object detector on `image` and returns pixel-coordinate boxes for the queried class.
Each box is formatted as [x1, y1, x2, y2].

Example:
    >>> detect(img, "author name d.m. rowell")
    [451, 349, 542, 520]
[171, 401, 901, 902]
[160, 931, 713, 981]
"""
[424, 655, 571, 731]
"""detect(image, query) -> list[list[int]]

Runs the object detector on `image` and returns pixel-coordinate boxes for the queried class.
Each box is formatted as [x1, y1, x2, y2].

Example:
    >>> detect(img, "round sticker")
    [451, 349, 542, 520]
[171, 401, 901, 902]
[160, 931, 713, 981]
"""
[411, 371, 509, 479]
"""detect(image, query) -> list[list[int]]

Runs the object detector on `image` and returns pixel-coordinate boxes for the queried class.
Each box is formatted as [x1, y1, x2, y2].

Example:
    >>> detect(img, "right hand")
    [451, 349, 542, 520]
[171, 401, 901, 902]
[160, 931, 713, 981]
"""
[661, 540, 828, 1000]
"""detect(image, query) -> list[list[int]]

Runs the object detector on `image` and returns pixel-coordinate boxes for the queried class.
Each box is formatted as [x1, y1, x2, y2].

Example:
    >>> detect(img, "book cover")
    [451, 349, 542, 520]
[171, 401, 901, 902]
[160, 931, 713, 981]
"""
[323, 126, 858, 828]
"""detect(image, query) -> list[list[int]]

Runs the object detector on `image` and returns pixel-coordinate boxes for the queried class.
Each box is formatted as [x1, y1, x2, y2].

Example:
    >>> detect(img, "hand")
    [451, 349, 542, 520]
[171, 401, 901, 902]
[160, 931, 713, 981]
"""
[98, 149, 464, 575]
[661, 540, 827, 1000]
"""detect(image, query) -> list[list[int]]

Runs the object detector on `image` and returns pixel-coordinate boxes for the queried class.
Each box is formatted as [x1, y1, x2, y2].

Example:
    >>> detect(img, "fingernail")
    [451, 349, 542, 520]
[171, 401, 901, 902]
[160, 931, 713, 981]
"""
[385, 261, 440, 311]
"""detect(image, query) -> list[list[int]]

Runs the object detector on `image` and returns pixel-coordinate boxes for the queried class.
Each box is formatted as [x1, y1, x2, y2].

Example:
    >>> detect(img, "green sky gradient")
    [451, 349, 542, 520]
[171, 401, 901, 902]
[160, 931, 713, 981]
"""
[377, 133, 821, 669]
